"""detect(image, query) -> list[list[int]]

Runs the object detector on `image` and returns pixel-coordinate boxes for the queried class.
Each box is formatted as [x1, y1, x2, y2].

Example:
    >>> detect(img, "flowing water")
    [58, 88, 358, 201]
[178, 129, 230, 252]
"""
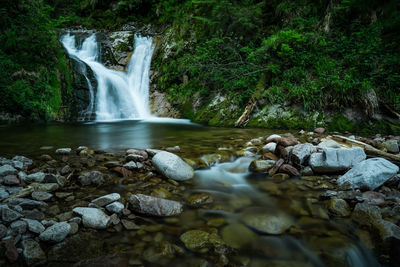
[61, 33, 154, 121]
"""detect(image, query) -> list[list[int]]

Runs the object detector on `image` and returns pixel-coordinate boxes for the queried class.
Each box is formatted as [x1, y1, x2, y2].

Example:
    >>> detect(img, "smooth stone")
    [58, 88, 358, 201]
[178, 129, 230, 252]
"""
[104, 161, 121, 168]
[22, 209, 45, 221]
[337, 158, 399, 190]
[0, 224, 8, 238]
[301, 166, 314, 176]
[78, 171, 104, 186]
[249, 160, 275, 173]
[22, 218, 45, 234]
[31, 192, 53, 201]
[241, 209, 293, 235]
[128, 194, 183, 216]
[24, 172, 46, 184]
[309, 147, 366, 173]
[39, 222, 70, 242]
[10, 220, 28, 235]
[145, 148, 163, 156]
[262, 142, 277, 153]
[361, 191, 385, 206]
[109, 214, 120, 225]
[12, 156, 33, 168]
[55, 148, 71, 154]
[21, 239, 46, 266]
[179, 230, 223, 252]
[327, 198, 350, 217]
[186, 193, 213, 207]
[250, 138, 263, 146]
[1, 206, 22, 222]
[106, 202, 124, 214]
[291, 143, 314, 165]
[91, 193, 120, 207]
[352, 203, 382, 228]
[317, 140, 341, 149]
[8, 198, 44, 210]
[266, 134, 281, 141]
[126, 154, 145, 162]
[0, 165, 17, 177]
[383, 140, 399, 153]
[68, 222, 79, 235]
[126, 149, 148, 159]
[60, 165, 71, 175]
[166, 145, 180, 152]
[3, 175, 20, 185]
[72, 207, 111, 229]
[0, 188, 10, 201]
[30, 183, 59, 192]
[123, 161, 137, 170]
[152, 151, 194, 181]
[314, 128, 326, 134]
[56, 211, 73, 222]
[121, 219, 140, 230]
[221, 223, 257, 249]
[12, 160, 24, 170]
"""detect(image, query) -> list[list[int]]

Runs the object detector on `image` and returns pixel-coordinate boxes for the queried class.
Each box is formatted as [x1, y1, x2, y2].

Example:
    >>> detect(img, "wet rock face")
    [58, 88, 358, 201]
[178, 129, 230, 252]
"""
[338, 158, 399, 190]
[152, 151, 194, 181]
[309, 147, 366, 173]
[128, 194, 183, 216]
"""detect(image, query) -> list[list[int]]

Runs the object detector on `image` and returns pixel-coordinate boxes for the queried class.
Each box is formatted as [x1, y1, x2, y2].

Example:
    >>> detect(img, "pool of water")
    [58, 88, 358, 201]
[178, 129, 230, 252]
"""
[0, 120, 381, 266]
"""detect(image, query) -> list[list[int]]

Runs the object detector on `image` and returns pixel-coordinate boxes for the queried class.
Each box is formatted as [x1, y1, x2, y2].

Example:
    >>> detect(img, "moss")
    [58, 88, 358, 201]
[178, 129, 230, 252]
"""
[328, 114, 357, 132]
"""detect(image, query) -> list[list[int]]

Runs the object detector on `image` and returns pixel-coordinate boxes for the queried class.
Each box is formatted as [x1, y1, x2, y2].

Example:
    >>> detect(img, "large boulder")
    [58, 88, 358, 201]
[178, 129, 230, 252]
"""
[309, 147, 366, 173]
[72, 207, 110, 229]
[337, 158, 399, 190]
[128, 194, 183, 216]
[152, 151, 194, 181]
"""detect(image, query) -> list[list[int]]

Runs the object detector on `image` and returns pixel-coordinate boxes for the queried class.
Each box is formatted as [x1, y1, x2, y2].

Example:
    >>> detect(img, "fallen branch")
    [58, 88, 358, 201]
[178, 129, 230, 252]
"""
[235, 98, 256, 128]
[332, 135, 400, 166]
[381, 102, 400, 120]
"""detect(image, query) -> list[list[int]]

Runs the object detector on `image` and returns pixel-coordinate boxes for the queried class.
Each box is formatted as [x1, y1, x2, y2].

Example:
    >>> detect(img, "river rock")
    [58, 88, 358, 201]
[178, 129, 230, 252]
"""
[249, 160, 275, 173]
[78, 171, 104, 186]
[309, 147, 366, 173]
[317, 140, 341, 149]
[375, 219, 400, 242]
[128, 194, 183, 216]
[241, 209, 293, 235]
[291, 143, 314, 165]
[352, 203, 382, 228]
[279, 164, 300, 177]
[337, 158, 399, 190]
[9, 198, 44, 210]
[25, 172, 46, 183]
[12, 160, 23, 170]
[262, 143, 277, 153]
[152, 151, 194, 181]
[91, 193, 120, 207]
[314, 128, 326, 134]
[0, 224, 7, 238]
[106, 201, 124, 214]
[0, 188, 9, 201]
[179, 230, 224, 252]
[72, 207, 110, 229]
[22, 218, 45, 234]
[145, 149, 163, 156]
[123, 161, 137, 170]
[126, 154, 145, 162]
[21, 239, 46, 266]
[3, 175, 20, 185]
[126, 149, 148, 159]
[361, 191, 385, 206]
[186, 193, 213, 207]
[0, 165, 17, 177]
[12, 156, 33, 168]
[55, 148, 71, 154]
[266, 134, 281, 141]
[1, 206, 22, 222]
[383, 140, 399, 153]
[39, 222, 70, 242]
[327, 198, 350, 217]
[10, 220, 27, 235]
[31, 192, 53, 201]
[2, 239, 18, 262]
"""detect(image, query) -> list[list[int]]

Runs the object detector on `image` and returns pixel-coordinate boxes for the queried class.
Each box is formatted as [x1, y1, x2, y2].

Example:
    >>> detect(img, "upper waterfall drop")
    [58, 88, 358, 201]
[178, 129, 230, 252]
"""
[60, 33, 155, 121]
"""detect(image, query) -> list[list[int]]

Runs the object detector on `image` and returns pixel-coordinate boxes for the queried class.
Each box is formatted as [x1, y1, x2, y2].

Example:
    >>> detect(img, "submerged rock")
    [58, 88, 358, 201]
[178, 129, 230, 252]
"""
[152, 151, 194, 181]
[55, 148, 71, 154]
[309, 147, 366, 173]
[106, 202, 124, 214]
[72, 207, 110, 229]
[22, 218, 45, 234]
[128, 194, 183, 216]
[78, 171, 104, 186]
[352, 203, 382, 228]
[180, 230, 225, 252]
[21, 239, 46, 266]
[327, 198, 350, 217]
[241, 209, 293, 235]
[337, 158, 399, 190]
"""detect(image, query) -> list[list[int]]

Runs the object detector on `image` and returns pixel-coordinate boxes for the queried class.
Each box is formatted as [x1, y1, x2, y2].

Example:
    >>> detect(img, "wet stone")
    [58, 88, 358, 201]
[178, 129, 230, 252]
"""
[106, 201, 124, 214]
[121, 219, 140, 230]
[152, 151, 194, 181]
[0, 165, 18, 177]
[55, 148, 71, 154]
[1, 206, 22, 222]
[31, 192, 53, 201]
[128, 194, 183, 216]
[68, 222, 79, 235]
[327, 198, 350, 217]
[241, 208, 293, 235]
[10, 220, 28, 235]
[39, 222, 70, 243]
[186, 193, 214, 207]
[91, 193, 120, 207]
[126, 154, 145, 162]
[56, 211, 73, 222]
[249, 160, 275, 173]
[22, 209, 45, 221]
[3, 175, 20, 185]
[21, 239, 46, 266]
[123, 161, 137, 170]
[73, 207, 111, 229]
[361, 191, 386, 206]
[0, 224, 7, 238]
[22, 218, 45, 234]
[352, 203, 382, 228]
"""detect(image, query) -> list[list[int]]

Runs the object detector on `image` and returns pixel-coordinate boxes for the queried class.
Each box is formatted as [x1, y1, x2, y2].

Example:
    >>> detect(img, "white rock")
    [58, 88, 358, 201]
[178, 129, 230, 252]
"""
[25, 172, 46, 183]
[22, 218, 45, 234]
[106, 202, 124, 214]
[72, 207, 110, 229]
[0, 165, 17, 177]
[291, 143, 313, 165]
[337, 158, 399, 190]
[317, 140, 341, 149]
[128, 194, 183, 216]
[309, 147, 366, 173]
[266, 134, 281, 141]
[152, 151, 194, 181]
[55, 148, 71, 154]
[262, 143, 276, 153]
[123, 161, 137, 170]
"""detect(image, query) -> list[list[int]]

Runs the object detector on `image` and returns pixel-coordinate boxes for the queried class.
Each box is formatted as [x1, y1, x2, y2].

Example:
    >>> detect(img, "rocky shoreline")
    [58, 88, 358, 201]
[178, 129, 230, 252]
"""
[1, 129, 400, 266]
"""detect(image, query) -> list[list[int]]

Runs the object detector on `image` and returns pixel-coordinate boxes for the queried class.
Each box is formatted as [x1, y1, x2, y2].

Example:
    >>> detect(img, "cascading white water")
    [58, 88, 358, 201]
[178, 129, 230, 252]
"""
[60, 33, 154, 121]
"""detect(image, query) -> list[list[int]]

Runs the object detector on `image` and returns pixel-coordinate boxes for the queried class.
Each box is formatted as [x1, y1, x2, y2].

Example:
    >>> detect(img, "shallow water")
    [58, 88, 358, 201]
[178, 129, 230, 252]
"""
[0, 120, 381, 266]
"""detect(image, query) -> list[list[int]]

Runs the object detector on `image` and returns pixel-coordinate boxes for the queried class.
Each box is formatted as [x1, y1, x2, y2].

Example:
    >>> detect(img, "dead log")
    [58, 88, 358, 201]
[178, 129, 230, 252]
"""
[332, 135, 400, 166]
[235, 98, 256, 128]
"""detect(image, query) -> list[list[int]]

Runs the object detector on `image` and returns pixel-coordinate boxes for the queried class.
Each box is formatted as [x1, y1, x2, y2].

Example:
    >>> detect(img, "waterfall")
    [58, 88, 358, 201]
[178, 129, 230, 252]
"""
[60, 33, 155, 121]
